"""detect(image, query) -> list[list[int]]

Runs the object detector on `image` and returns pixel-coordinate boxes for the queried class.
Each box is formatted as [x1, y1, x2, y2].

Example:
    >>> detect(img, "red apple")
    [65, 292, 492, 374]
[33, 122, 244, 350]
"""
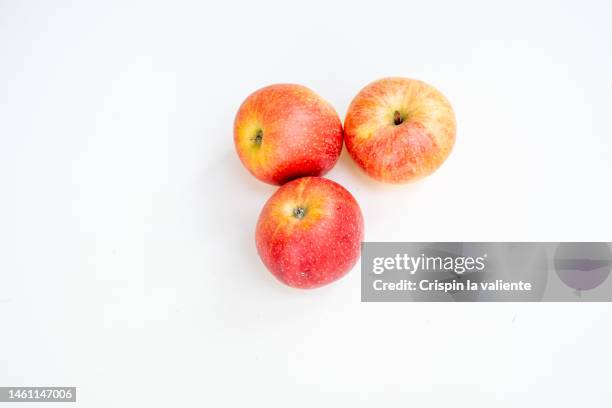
[255, 177, 364, 289]
[234, 84, 343, 185]
[344, 77, 456, 183]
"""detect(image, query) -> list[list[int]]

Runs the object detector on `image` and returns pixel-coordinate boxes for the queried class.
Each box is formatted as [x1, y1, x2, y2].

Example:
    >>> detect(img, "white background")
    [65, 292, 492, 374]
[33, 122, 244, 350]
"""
[1, 0, 612, 406]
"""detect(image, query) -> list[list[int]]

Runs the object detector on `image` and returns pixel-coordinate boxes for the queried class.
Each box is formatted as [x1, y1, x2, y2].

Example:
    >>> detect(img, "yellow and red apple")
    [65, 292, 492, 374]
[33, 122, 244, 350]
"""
[344, 77, 456, 183]
[234, 84, 343, 185]
[255, 177, 364, 289]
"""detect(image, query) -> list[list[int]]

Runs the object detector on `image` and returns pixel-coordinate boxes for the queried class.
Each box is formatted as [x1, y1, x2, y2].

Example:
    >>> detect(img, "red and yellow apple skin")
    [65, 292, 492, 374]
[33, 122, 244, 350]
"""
[255, 177, 364, 289]
[344, 77, 456, 183]
[234, 84, 343, 185]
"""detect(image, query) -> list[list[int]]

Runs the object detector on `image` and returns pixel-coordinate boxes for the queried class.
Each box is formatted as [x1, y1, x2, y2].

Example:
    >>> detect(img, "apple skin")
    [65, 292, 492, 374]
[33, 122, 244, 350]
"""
[344, 77, 456, 183]
[234, 84, 343, 185]
[255, 177, 364, 289]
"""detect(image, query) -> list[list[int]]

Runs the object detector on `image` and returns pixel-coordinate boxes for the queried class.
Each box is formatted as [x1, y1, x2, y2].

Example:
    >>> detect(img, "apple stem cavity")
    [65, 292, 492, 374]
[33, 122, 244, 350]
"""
[253, 129, 263, 146]
[393, 110, 403, 126]
[292, 206, 306, 220]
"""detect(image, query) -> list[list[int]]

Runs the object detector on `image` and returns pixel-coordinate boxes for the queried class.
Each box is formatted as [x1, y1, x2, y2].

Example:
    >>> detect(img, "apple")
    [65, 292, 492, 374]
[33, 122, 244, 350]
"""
[255, 177, 364, 289]
[344, 77, 456, 183]
[234, 84, 343, 185]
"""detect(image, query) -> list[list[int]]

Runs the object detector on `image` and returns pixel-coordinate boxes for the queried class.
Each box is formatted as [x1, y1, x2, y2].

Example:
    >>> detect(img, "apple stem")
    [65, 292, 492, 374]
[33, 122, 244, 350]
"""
[393, 110, 403, 126]
[253, 129, 263, 146]
[293, 207, 306, 219]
